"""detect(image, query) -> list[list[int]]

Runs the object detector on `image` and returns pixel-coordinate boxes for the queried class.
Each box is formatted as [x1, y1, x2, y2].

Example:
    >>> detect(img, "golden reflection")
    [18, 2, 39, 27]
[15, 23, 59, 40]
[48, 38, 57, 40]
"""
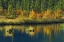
[25, 26, 42, 37]
[13, 25, 25, 33]
[34, 26, 42, 34]
[43, 25, 60, 42]
[2, 25, 60, 37]
[13, 26, 22, 30]
[21, 26, 25, 33]
[0, 27, 3, 31]
[43, 25, 59, 36]
[25, 26, 35, 37]
[0, 24, 63, 42]
[4, 26, 13, 37]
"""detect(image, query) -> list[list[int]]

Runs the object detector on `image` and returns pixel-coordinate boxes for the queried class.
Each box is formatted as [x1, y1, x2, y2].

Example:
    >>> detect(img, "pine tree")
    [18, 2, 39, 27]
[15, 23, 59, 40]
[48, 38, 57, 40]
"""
[7, 0, 15, 18]
[22, 0, 26, 10]
[54, 0, 62, 10]
[0, 0, 3, 13]
[47, 0, 55, 10]
[19, 0, 22, 10]
[30, 0, 35, 11]
[41, 0, 46, 11]
[3, 0, 9, 9]
[35, 0, 41, 13]
[25, 0, 30, 12]
[62, 0, 64, 10]
[0, 0, 2, 7]
[16, 0, 20, 9]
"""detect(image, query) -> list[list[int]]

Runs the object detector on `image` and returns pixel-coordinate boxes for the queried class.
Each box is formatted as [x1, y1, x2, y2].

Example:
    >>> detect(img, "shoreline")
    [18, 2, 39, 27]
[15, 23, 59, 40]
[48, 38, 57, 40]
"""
[0, 19, 64, 25]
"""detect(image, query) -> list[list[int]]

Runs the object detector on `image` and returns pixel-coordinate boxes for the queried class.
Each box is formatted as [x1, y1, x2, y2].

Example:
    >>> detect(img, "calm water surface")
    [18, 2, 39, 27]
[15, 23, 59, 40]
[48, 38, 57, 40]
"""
[0, 24, 64, 42]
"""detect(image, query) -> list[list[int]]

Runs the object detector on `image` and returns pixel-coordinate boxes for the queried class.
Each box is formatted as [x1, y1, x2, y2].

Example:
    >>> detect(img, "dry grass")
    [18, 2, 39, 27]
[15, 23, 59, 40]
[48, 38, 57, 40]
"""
[0, 9, 64, 23]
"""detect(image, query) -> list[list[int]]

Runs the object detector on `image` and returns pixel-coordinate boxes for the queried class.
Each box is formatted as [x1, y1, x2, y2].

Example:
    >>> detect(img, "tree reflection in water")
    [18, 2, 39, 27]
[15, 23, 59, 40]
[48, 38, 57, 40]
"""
[0, 24, 64, 42]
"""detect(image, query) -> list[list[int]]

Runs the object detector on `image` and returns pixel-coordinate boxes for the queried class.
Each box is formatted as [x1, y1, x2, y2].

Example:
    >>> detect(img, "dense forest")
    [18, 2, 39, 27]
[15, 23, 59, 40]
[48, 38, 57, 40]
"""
[0, 0, 64, 23]
[0, 0, 64, 11]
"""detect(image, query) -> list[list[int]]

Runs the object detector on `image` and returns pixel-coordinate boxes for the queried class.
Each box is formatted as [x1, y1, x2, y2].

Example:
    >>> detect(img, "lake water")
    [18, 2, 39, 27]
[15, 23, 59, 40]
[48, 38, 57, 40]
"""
[0, 23, 64, 42]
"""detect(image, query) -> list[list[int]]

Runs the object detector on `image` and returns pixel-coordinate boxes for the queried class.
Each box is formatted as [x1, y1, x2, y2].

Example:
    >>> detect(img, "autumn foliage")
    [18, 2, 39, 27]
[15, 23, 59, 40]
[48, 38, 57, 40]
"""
[54, 10, 63, 19]
[29, 9, 64, 19]
[14, 9, 22, 16]
[0, 7, 7, 16]
[0, 8, 64, 20]
[29, 9, 37, 19]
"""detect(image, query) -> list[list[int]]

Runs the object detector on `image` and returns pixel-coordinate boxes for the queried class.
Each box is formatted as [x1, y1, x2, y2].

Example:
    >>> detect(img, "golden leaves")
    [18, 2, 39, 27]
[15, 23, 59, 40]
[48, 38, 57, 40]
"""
[29, 9, 37, 19]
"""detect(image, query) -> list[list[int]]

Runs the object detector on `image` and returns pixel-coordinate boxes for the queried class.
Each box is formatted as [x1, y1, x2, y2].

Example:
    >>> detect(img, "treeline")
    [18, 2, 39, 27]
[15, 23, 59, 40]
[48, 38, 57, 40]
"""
[0, 0, 64, 19]
[0, 0, 64, 12]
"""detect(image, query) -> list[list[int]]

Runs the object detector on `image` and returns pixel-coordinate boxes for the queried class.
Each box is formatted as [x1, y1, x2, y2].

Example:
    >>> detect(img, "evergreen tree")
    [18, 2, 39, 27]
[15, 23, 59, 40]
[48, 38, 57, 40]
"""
[0, 0, 2, 7]
[54, 0, 62, 10]
[35, 0, 41, 13]
[25, 0, 30, 11]
[1, 0, 4, 9]
[19, 0, 22, 10]
[62, 0, 64, 10]
[48, 0, 54, 10]
[41, 0, 46, 11]
[7, 0, 15, 18]
[22, 0, 26, 10]
[30, 0, 35, 11]
[16, 0, 20, 9]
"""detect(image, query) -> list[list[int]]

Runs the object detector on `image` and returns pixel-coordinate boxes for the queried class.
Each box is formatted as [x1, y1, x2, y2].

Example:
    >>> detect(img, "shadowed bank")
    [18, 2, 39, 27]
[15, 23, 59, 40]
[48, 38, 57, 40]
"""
[0, 19, 64, 25]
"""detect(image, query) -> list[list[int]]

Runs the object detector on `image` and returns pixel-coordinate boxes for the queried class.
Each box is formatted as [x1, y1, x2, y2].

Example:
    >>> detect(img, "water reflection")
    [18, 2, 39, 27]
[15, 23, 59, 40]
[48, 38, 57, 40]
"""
[0, 24, 64, 42]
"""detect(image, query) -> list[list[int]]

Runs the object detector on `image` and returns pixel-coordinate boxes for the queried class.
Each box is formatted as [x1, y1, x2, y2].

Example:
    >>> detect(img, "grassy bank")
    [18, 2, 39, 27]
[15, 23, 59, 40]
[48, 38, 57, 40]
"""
[0, 9, 64, 25]
[0, 17, 64, 25]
